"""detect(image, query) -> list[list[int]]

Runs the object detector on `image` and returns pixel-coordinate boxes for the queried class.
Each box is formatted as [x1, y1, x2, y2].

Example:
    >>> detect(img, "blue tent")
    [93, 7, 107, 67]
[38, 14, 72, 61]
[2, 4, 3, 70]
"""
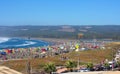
[1, 52, 6, 55]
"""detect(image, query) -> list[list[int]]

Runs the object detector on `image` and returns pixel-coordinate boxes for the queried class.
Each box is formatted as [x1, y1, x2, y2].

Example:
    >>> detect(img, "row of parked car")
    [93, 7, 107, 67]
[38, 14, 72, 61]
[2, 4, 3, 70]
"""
[77, 60, 120, 72]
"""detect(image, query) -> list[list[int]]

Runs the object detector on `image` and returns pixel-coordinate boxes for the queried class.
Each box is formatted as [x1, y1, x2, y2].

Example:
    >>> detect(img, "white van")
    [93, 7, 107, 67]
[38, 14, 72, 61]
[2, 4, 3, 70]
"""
[108, 61, 117, 68]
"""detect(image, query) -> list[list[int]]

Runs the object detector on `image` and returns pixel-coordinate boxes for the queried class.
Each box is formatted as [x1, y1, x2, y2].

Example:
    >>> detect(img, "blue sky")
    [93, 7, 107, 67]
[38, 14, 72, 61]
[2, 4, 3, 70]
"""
[0, 0, 120, 25]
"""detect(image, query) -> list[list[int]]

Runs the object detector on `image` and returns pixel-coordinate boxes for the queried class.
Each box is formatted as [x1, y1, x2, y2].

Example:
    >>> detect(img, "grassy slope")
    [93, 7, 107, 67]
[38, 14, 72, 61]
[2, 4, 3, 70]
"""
[1, 42, 120, 73]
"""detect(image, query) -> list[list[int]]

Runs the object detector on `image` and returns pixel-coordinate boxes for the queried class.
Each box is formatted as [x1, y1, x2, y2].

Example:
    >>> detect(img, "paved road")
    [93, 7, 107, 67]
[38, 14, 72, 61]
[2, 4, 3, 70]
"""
[62, 71, 120, 74]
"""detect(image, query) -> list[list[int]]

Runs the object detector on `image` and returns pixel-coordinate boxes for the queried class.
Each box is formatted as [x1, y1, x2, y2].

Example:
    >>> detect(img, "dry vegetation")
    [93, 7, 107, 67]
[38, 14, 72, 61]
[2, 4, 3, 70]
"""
[1, 42, 120, 73]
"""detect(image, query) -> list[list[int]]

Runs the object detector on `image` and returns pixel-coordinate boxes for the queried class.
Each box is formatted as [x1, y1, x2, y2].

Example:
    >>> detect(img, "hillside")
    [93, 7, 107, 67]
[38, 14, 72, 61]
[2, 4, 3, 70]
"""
[0, 25, 120, 39]
[2, 42, 120, 73]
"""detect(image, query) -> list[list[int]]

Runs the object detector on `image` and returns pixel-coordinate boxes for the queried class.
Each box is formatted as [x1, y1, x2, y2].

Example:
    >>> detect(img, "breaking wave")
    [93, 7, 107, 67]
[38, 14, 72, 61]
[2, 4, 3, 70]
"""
[15, 41, 36, 46]
[0, 37, 49, 49]
[0, 37, 10, 43]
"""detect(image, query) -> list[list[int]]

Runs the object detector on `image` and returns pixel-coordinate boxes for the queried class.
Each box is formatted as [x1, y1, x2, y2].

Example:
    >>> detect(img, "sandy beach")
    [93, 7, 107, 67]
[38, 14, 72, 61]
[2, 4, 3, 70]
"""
[33, 37, 77, 43]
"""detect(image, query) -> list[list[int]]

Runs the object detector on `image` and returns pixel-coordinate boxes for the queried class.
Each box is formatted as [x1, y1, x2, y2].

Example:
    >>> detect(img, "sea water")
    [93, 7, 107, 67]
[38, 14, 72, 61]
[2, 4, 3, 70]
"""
[0, 37, 49, 49]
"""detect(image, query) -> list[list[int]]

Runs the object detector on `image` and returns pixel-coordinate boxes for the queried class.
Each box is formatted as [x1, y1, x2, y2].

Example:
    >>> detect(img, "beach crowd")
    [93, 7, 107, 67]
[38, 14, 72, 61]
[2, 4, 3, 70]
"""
[0, 39, 108, 61]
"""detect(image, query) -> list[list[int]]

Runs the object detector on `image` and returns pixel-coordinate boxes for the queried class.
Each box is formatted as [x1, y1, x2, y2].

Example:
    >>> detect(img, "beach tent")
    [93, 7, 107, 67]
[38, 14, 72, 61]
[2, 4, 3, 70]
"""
[75, 47, 88, 51]
[75, 44, 79, 49]
[1, 52, 6, 55]
[48, 46, 53, 50]
[60, 46, 64, 50]
[11, 49, 15, 53]
[41, 51, 46, 54]
[41, 48, 46, 52]
[6, 49, 13, 54]
[101, 46, 105, 49]
[80, 47, 88, 51]
[70, 46, 75, 50]
[75, 44, 80, 52]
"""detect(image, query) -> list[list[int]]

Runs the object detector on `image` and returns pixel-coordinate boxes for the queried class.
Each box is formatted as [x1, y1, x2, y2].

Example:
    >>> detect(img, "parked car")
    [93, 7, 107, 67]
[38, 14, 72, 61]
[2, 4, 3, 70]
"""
[78, 68, 90, 72]
[108, 61, 117, 68]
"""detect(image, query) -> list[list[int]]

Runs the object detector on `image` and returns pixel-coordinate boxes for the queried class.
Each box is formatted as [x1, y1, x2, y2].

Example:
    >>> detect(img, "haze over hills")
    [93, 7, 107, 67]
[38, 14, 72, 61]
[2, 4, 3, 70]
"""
[0, 25, 120, 40]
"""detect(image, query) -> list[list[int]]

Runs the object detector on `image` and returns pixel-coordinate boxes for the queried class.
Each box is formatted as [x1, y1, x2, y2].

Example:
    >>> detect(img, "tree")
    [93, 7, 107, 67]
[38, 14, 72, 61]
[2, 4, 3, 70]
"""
[117, 61, 120, 71]
[117, 61, 120, 67]
[65, 60, 77, 72]
[104, 62, 110, 70]
[44, 62, 56, 74]
[87, 62, 94, 71]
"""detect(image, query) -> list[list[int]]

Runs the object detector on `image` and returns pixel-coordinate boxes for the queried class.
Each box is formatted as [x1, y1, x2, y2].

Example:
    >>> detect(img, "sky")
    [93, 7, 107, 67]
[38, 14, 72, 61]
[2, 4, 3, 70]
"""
[0, 0, 120, 26]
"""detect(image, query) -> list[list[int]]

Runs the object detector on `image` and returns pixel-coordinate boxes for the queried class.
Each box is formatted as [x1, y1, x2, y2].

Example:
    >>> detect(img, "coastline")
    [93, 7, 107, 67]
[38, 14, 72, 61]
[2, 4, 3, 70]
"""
[32, 37, 78, 45]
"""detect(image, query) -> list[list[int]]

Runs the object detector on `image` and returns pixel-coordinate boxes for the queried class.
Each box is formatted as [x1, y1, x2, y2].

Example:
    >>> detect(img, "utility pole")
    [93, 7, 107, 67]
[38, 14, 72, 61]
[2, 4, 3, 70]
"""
[27, 48, 31, 74]
[26, 37, 31, 74]
[112, 48, 114, 71]
[77, 57, 80, 71]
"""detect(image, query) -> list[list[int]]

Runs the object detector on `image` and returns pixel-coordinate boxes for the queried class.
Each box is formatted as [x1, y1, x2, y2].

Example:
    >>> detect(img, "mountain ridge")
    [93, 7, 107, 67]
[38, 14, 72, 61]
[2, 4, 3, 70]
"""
[0, 25, 120, 40]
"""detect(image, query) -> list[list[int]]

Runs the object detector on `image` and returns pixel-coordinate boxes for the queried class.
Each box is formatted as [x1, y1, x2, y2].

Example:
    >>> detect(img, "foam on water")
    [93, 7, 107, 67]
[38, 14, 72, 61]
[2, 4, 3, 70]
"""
[0, 37, 10, 43]
[0, 38, 49, 49]
[15, 41, 36, 46]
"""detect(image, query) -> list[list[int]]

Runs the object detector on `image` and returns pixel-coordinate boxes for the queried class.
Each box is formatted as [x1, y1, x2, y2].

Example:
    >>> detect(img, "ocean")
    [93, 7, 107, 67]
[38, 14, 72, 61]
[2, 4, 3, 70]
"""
[0, 37, 49, 49]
